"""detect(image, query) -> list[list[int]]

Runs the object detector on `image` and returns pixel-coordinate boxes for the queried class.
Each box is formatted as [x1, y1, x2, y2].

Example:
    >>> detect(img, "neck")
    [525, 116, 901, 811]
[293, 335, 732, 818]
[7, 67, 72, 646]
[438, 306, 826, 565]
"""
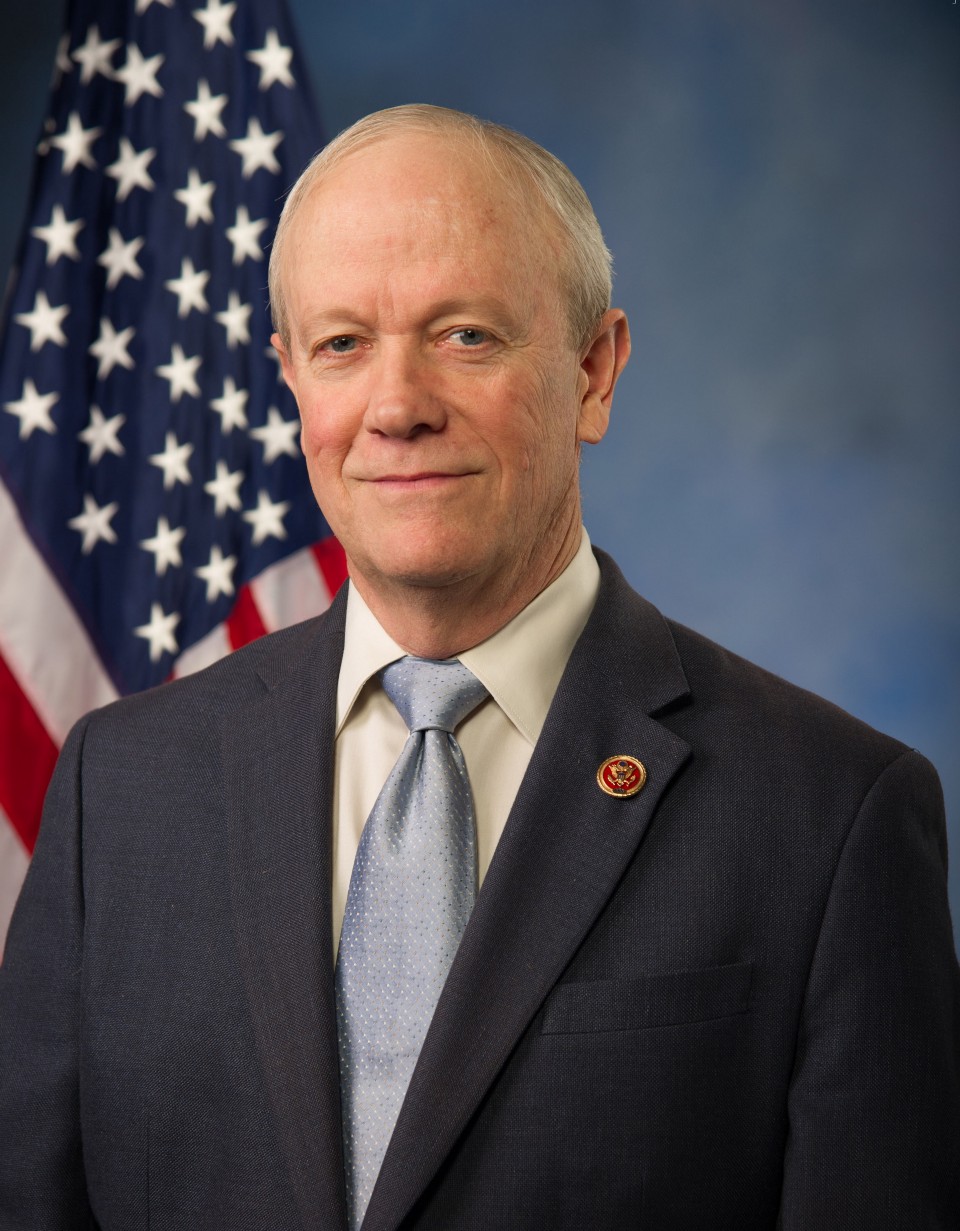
[350, 512, 584, 659]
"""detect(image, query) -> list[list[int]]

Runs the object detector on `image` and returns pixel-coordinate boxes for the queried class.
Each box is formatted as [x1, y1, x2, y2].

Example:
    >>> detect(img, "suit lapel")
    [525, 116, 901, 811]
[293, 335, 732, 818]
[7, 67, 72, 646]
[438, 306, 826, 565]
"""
[363, 555, 693, 1231]
[227, 591, 349, 1231]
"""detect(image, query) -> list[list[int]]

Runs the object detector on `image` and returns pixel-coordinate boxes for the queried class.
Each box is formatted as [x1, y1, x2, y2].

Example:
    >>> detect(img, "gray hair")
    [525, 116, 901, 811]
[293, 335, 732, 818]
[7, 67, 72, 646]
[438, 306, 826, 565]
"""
[268, 104, 613, 353]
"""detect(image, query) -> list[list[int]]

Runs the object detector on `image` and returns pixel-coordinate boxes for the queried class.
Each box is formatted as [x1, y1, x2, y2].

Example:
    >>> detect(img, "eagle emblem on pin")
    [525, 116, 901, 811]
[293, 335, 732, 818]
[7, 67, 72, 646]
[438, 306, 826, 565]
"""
[597, 755, 647, 798]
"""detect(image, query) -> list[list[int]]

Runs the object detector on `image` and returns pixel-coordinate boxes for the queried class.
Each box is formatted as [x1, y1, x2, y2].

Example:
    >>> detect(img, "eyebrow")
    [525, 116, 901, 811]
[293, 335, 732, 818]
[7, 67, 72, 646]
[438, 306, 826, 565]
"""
[296, 295, 530, 345]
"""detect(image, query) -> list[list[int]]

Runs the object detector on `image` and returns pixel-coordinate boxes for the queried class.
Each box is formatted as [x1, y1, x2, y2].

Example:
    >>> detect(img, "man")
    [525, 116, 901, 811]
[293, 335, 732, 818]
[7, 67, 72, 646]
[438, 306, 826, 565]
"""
[0, 105, 957, 1230]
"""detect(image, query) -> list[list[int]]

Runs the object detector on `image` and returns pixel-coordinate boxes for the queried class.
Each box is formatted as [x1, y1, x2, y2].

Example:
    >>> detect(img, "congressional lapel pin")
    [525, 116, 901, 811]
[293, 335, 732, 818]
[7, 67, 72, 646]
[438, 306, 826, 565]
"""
[597, 755, 647, 798]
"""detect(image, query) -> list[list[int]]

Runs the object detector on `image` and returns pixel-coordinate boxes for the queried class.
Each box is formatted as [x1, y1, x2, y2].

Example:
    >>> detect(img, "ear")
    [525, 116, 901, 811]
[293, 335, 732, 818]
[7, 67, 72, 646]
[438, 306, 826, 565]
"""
[576, 309, 631, 445]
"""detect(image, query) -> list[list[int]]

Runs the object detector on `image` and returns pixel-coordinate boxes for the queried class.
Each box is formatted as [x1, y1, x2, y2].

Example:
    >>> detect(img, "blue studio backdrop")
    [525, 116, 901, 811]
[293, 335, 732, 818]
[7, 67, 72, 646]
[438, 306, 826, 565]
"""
[2, 0, 958, 940]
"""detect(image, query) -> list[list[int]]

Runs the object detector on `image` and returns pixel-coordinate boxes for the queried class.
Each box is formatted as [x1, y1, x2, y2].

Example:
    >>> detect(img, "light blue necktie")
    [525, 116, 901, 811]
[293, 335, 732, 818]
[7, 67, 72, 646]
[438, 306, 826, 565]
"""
[336, 656, 488, 1229]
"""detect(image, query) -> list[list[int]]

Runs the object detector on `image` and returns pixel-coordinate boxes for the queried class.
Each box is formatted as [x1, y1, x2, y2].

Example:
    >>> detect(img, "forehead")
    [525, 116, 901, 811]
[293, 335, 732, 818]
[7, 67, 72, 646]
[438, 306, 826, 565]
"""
[282, 132, 564, 306]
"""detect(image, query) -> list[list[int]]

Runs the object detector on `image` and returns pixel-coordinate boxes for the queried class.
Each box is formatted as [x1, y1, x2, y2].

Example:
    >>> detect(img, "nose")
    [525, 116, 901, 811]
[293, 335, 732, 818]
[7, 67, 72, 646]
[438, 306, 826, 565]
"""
[363, 341, 447, 438]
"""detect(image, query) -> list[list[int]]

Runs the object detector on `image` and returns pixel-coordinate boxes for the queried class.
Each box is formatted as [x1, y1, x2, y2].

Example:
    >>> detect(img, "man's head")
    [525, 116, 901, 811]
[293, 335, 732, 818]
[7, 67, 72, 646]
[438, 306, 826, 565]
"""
[270, 105, 630, 653]
[270, 104, 614, 355]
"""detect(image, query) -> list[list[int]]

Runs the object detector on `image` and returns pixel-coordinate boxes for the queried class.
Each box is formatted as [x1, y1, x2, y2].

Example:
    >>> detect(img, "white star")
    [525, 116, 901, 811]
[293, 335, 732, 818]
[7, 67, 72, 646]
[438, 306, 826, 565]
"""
[72, 25, 121, 83]
[3, 379, 58, 440]
[15, 290, 69, 351]
[229, 117, 282, 178]
[67, 493, 119, 555]
[250, 406, 300, 463]
[134, 602, 180, 662]
[215, 291, 252, 348]
[135, 0, 174, 12]
[140, 516, 186, 576]
[210, 376, 248, 433]
[32, 204, 84, 264]
[164, 257, 210, 317]
[97, 227, 145, 288]
[114, 44, 164, 106]
[246, 29, 294, 90]
[149, 430, 193, 489]
[195, 545, 237, 601]
[184, 78, 228, 141]
[225, 205, 268, 264]
[89, 317, 135, 379]
[106, 137, 156, 201]
[36, 116, 57, 158]
[79, 406, 125, 463]
[242, 489, 290, 545]
[174, 168, 215, 227]
[194, 0, 236, 49]
[49, 111, 102, 173]
[156, 343, 202, 402]
[204, 460, 244, 515]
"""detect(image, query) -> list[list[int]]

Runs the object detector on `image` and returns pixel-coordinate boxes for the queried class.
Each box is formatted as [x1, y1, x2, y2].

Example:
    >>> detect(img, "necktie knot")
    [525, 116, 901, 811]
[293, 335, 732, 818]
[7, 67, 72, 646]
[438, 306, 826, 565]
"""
[381, 656, 488, 734]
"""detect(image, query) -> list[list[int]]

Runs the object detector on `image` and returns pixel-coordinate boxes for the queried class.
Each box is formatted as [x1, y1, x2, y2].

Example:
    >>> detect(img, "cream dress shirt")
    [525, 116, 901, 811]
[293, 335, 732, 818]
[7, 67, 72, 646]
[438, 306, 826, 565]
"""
[332, 529, 600, 954]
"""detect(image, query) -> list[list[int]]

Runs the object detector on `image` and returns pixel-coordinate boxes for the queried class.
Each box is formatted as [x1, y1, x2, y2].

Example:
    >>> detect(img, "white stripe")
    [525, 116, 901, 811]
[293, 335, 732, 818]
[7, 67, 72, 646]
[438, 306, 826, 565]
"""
[0, 808, 30, 960]
[0, 478, 118, 743]
[172, 620, 231, 679]
[249, 545, 333, 632]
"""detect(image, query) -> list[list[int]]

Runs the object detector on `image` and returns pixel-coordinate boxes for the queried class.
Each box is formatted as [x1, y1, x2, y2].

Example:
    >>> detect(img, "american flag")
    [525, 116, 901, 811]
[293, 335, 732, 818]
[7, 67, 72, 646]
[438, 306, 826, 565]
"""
[0, 0, 347, 953]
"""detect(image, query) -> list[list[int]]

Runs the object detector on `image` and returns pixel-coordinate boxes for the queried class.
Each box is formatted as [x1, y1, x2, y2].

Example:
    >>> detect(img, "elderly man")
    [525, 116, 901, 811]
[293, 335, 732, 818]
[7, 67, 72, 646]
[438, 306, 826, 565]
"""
[0, 105, 957, 1231]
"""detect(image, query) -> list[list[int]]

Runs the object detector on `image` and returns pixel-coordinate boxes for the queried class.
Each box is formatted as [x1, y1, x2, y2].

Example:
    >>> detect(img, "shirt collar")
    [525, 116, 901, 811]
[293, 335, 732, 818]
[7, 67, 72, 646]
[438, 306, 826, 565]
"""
[336, 528, 600, 744]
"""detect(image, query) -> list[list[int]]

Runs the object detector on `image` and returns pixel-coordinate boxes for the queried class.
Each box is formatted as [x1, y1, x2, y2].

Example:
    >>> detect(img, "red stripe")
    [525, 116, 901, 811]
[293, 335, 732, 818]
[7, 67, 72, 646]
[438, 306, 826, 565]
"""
[0, 651, 60, 854]
[312, 536, 348, 597]
[225, 585, 269, 651]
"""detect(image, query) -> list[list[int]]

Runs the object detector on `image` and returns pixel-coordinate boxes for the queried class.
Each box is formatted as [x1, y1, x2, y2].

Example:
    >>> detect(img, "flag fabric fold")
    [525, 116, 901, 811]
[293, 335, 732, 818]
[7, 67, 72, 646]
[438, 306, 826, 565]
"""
[0, 0, 347, 952]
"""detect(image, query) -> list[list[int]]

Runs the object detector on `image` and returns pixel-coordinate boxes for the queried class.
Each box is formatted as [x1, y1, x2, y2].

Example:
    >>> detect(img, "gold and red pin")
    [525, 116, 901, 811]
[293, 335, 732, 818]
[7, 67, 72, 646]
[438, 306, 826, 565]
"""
[596, 755, 647, 798]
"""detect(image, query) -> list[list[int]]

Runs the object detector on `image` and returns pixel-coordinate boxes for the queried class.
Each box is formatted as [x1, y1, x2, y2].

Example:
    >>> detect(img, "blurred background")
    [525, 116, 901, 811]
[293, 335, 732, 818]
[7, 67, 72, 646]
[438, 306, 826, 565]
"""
[2, 0, 958, 936]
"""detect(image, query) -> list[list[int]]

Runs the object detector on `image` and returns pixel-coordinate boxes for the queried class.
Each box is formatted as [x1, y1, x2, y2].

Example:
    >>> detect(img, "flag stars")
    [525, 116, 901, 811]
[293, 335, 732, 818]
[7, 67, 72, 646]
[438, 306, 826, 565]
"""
[195, 545, 237, 601]
[114, 44, 164, 106]
[140, 516, 186, 576]
[135, 0, 174, 13]
[79, 406, 125, 463]
[229, 117, 282, 178]
[15, 291, 69, 351]
[250, 406, 300, 463]
[164, 257, 210, 317]
[204, 460, 244, 515]
[184, 79, 228, 141]
[72, 25, 121, 84]
[215, 291, 252, 348]
[134, 602, 180, 662]
[225, 206, 268, 264]
[68, 493, 119, 554]
[149, 430, 193, 489]
[4, 380, 59, 440]
[194, 0, 237, 49]
[210, 376, 249, 432]
[156, 343, 202, 401]
[97, 227, 145, 289]
[89, 318, 136, 379]
[246, 29, 294, 90]
[32, 205, 84, 264]
[50, 111, 102, 173]
[106, 137, 157, 201]
[174, 169, 215, 227]
[243, 490, 290, 545]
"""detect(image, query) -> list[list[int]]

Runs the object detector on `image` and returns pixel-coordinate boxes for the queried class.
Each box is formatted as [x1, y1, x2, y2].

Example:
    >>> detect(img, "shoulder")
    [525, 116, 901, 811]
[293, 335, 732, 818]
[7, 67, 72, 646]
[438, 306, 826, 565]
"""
[75, 598, 345, 747]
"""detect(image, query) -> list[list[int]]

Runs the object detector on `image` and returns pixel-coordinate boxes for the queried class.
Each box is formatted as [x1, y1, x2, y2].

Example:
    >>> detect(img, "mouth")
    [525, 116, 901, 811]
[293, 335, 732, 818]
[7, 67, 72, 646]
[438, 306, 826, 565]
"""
[369, 471, 474, 491]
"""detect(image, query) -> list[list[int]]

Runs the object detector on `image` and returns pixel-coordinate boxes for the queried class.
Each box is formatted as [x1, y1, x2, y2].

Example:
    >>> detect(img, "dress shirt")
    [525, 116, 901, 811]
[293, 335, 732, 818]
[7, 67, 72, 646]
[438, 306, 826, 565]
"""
[332, 529, 600, 955]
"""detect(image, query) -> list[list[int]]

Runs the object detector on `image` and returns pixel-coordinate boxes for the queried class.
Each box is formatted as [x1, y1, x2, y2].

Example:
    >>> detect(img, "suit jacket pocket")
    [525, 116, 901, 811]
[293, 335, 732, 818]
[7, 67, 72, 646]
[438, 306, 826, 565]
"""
[540, 961, 754, 1035]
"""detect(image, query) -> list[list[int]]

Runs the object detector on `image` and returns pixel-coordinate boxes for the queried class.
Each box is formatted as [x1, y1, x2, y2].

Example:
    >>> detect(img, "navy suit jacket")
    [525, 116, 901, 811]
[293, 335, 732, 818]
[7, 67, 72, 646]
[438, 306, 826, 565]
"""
[1, 550, 958, 1229]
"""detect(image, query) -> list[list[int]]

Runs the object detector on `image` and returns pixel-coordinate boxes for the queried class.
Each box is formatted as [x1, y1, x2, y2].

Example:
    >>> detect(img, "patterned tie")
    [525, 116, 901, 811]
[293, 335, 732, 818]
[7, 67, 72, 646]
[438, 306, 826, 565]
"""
[336, 656, 489, 1229]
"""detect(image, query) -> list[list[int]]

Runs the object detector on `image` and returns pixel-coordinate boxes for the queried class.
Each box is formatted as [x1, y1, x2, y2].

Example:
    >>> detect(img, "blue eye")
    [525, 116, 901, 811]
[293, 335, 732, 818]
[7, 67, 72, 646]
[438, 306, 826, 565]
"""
[451, 328, 487, 347]
[326, 336, 356, 353]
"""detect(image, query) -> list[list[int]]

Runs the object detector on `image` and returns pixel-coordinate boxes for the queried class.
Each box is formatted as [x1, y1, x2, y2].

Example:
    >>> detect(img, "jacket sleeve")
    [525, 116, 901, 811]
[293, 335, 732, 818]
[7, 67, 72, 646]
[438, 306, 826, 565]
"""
[0, 717, 95, 1229]
[779, 748, 960, 1228]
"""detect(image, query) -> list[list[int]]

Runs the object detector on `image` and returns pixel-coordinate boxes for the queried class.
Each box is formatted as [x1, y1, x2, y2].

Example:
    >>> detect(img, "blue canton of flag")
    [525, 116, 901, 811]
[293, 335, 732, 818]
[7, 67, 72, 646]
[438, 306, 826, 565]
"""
[0, 0, 335, 697]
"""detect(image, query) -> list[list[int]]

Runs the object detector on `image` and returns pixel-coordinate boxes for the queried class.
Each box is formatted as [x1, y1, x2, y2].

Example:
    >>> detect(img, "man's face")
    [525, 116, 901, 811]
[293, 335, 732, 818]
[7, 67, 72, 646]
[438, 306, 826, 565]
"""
[274, 133, 617, 611]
